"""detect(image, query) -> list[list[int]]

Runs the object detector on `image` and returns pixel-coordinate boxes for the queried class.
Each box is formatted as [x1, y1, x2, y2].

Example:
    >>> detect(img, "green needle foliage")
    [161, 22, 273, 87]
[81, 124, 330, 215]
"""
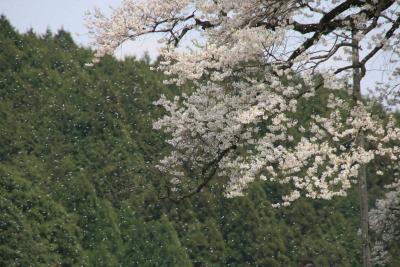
[0, 16, 398, 266]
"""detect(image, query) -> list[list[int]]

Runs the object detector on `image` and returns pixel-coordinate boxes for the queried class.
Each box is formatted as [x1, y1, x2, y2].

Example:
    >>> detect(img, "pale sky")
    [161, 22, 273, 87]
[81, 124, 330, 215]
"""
[0, 0, 160, 60]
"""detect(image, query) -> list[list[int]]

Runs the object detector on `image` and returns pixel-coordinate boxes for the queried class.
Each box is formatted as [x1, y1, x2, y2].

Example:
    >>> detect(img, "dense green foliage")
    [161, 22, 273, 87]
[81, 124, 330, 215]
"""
[0, 16, 398, 266]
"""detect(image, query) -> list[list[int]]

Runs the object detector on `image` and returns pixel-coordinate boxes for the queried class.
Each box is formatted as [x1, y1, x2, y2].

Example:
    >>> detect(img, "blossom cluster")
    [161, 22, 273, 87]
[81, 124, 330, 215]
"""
[88, 1, 400, 205]
[369, 179, 400, 265]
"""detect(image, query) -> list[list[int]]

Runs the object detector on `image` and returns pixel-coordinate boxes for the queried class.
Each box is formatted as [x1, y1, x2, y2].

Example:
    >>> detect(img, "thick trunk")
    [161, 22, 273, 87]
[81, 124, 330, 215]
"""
[352, 31, 371, 267]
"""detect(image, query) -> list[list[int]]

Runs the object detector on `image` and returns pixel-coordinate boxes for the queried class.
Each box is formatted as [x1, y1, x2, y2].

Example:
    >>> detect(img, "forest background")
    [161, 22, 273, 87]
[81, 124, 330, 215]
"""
[0, 15, 399, 266]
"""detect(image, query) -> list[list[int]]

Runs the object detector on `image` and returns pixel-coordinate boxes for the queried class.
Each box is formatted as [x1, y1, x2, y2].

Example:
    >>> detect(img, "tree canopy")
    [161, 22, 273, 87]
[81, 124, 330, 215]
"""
[1, 14, 399, 266]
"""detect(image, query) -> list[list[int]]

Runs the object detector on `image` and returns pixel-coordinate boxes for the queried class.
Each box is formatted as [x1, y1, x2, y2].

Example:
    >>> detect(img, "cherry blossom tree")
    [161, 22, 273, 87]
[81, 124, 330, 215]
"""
[369, 179, 400, 265]
[87, 1, 400, 266]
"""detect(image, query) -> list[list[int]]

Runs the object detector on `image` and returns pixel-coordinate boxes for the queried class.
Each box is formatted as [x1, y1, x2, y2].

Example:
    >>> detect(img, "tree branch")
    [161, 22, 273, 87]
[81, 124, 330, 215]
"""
[159, 144, 237, 203]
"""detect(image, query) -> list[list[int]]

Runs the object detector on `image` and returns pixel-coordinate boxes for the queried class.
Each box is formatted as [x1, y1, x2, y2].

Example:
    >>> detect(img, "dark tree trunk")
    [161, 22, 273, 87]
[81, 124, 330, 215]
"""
[352, 28, 371, 267]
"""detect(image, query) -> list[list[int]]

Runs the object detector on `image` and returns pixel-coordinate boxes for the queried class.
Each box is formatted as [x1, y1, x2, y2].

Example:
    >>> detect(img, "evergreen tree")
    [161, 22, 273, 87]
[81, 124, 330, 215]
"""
[1, 16, 398, 266]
